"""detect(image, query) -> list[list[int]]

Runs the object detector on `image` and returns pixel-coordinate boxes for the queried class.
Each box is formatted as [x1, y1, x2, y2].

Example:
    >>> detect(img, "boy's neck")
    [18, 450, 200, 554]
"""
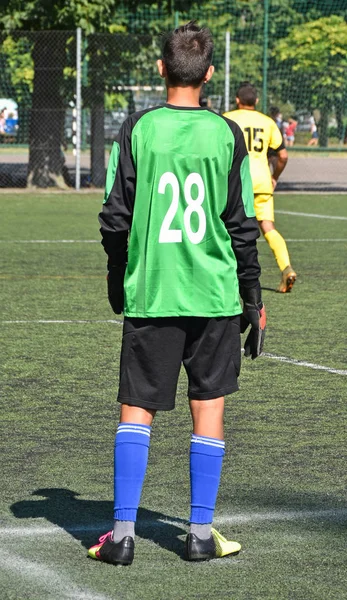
[166, 85, 202, 107]
[237, 103, 256, 111]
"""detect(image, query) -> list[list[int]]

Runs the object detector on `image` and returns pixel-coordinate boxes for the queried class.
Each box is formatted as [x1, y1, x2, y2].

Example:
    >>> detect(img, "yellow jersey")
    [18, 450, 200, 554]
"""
[224, 109, 283, 194]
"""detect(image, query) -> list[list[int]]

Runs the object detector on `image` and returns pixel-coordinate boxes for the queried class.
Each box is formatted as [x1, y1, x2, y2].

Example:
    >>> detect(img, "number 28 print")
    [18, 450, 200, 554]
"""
[158, 172, 206, 244]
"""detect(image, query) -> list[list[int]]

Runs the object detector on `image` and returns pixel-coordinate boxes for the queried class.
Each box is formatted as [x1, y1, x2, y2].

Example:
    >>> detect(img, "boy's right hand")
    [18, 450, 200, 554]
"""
[240, 302, 266, 359]
[239, 284, 266, 360]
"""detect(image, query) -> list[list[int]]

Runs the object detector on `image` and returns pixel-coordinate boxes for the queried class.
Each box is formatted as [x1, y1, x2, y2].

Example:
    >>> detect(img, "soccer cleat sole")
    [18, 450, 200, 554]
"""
[277, 272, 297, 293]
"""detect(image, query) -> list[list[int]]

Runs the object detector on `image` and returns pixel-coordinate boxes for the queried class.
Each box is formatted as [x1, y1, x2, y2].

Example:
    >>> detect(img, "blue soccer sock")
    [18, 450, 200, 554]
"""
[113, 422, 151, 540]
[189, 434, 225, 536]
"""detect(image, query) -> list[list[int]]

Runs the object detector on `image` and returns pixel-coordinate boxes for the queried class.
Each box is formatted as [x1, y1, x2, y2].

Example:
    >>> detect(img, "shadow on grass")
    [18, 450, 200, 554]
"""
[10, 488, 188, 558]
[10, 486, 347, 560]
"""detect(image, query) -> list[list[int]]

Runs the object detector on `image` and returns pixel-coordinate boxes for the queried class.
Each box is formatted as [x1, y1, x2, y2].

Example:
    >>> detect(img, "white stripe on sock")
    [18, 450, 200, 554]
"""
[117, 424, 151, 433]
[191, 439, 225, 449]
[192, 435, 225, 445]
[191, 435, 225, 449]
[117, 426, 151, 437]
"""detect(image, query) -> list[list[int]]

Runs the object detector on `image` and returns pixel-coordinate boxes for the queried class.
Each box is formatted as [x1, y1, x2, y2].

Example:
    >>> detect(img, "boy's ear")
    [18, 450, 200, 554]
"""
[157, 59, 166, 78]
[203, 65, 214, 83]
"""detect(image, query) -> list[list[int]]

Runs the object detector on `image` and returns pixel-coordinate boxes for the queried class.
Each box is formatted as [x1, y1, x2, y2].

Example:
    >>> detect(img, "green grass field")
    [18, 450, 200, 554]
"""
[1, 192, 347, 600]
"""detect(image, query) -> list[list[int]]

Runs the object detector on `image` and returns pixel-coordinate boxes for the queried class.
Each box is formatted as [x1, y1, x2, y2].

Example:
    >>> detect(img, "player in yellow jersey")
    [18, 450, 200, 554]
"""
[224, 82, 296, 293]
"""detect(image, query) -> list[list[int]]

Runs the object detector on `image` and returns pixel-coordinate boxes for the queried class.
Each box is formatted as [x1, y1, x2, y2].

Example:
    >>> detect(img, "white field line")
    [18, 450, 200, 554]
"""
[1, 508, 347, 540]
[1, 319, 124, 325]
[0, 549, 112, 600]
[262, 352, 347, 376]
[276, 209, 347, 220]
[258, 238, 347, 242]
[216, 508, 347, 525]
[1, 237, 347, 244]
[0, 239, 100, 243]
[1, 319, 346, 375]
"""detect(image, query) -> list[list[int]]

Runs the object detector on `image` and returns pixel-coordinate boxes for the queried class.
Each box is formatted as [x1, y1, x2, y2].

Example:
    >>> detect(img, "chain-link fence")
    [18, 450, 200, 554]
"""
[0, 0, 347, 190]
[0, 30, 169, 189]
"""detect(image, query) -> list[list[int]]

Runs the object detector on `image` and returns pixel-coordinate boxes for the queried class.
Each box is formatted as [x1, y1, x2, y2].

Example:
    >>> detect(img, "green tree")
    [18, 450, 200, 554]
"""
[0, 0, 193, 187]
[276, 15, 347, 146]
[0, 0, 119, 187]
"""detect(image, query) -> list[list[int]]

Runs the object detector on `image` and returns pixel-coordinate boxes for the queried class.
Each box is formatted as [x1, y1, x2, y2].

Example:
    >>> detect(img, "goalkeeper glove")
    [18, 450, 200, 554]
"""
[239, 285, 266, 360]
[107, 264, 126, 315]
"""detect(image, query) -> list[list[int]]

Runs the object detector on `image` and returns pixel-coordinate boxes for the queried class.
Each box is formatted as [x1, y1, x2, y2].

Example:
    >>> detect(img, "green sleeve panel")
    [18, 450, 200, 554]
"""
[103, 142, 120, 204]
[241, 155, 256, 218]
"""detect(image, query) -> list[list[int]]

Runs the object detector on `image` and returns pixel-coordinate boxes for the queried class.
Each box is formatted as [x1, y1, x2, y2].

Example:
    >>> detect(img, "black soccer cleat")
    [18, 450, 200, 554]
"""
[88, 531, 134, 566]
[186, 532, 216, 561]
[185, 527, 241, 561]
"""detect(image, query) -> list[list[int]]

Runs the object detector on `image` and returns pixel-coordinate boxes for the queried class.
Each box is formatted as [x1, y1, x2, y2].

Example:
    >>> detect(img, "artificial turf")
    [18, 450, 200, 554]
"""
[0, 192, 346, 600]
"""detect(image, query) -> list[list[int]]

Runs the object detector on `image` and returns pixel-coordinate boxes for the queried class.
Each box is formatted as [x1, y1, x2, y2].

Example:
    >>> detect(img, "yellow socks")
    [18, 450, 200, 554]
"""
[264, 229, 290, 272]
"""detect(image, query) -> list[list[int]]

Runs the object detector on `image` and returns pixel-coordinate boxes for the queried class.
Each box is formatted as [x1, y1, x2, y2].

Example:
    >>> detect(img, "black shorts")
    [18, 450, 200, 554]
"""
[117, 316, 241, 411]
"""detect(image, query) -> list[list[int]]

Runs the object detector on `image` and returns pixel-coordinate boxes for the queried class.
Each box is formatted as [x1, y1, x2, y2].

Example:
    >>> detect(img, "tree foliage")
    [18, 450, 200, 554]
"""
[276, 15, 347, 144]
[277, 16, 347, 96]
[1, 0, 119, 32]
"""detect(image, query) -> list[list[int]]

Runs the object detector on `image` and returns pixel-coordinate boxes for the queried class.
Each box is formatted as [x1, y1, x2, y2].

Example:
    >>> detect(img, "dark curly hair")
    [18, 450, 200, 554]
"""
[161, 21, 213, 87]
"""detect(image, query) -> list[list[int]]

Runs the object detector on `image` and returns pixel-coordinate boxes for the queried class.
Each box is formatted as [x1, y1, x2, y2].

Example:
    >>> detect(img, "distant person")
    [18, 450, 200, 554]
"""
[282, 118, 288, 145]
[307, 115, 319, 146]
[4, 112, 18, 135]
[269, 105, 283, 133]
[285, 117, 298, 147]
[88, 23, 265, 567]
[224, 82, 297, 293]
[0, 108, 6, 134]
[268, 106, 285, 173]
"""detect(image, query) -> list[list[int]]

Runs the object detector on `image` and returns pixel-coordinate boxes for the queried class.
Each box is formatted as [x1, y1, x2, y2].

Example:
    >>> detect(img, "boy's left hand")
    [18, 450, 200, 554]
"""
[107, 265, 126, 314]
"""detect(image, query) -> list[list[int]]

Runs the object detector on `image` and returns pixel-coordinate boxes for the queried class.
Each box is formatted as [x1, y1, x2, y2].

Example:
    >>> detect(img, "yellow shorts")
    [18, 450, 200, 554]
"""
[254, 193, 274, 222]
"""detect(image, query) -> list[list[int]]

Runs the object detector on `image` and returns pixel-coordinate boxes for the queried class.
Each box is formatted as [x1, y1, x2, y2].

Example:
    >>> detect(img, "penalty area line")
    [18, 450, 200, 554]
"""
[1, 319, 124, 325]
[0, 239, 99, 243]
[262, 352, 347, 376]
[276, 210, 347, 221]
[215, 508, 347, 525]
[257, 238, 347, 243]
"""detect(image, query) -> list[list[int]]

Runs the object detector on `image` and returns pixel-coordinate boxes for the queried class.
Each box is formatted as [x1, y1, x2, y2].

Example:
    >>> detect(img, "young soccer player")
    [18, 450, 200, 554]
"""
[88, 22, 265, 566]
[224, 82, 297, 293]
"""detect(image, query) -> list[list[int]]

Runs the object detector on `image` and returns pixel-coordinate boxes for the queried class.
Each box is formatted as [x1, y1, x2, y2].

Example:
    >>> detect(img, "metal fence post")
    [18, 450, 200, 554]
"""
[262, 0, 269, 114]
[75, 27, 82, 190]
[81, 37, 88, 151]
[225, 31, 230, 113]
